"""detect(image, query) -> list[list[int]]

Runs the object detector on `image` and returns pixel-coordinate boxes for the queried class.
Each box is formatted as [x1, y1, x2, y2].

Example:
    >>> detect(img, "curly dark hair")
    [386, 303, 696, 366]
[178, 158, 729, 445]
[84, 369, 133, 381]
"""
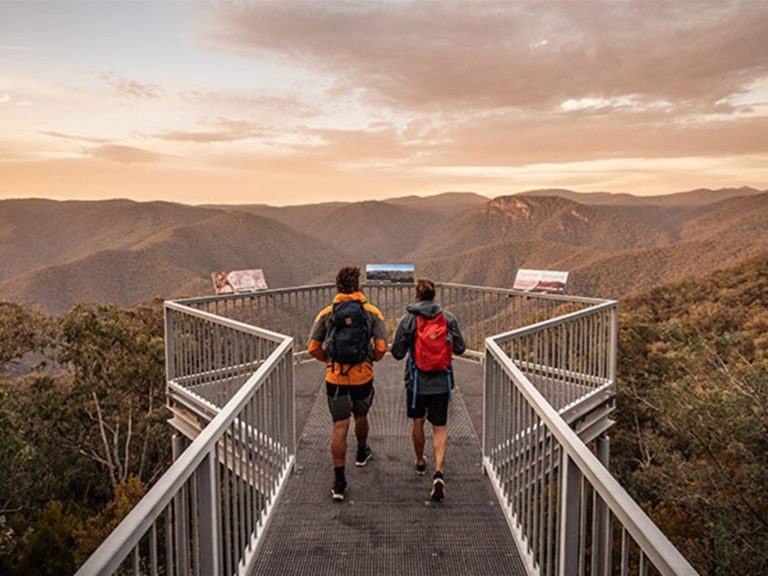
[335, 265, 361, 294]
[416, 278, 436, 301]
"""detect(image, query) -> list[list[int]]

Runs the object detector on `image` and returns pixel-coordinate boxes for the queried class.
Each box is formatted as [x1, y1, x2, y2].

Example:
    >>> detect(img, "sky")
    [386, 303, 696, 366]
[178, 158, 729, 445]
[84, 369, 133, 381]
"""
[1, 0, 767, 206]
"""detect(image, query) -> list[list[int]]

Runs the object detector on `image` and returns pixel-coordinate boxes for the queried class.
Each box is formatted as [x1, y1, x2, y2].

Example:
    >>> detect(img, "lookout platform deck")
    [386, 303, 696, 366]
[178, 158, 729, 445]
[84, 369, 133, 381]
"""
[249, 355, 527, 575]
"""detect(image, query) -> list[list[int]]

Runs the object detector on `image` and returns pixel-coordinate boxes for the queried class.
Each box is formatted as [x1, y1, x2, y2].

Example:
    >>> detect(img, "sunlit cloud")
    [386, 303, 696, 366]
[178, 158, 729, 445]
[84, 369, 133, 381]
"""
[95, 71, 162, 100]
[85, 144, 164, 164]
[0, 44, 33, 52]
[40, 131, 111, 144]
[210, 1, 768, 114]
[154, 118, 266, 143]
[0, 1, 766, 203]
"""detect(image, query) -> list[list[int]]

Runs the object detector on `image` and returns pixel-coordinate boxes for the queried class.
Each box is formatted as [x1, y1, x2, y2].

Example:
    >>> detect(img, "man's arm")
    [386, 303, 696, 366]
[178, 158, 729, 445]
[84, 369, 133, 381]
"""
[447, 313, 466, 356]
[307, 306, 331, 362]
[366, 304, 387, 362]
[391, 314, 413, 360]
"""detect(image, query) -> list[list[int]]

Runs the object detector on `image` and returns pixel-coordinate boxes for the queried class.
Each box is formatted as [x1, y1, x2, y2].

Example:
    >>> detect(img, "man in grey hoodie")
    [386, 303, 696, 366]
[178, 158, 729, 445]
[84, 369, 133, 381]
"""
[391, 278, 466, 501]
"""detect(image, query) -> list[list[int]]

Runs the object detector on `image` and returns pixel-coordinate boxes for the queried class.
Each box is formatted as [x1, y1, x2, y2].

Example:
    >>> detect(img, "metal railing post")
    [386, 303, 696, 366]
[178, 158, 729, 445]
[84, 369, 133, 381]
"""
[558, 452, 581, 576]
[289, 346, 296, 460]
[592, 434, 611, 576]
[165, 306, 175, 382]
[608, 304, 618, 383]
[482, 344, 493, 461]
[172, 435, 190, 576]
[198, 449, 221, 576]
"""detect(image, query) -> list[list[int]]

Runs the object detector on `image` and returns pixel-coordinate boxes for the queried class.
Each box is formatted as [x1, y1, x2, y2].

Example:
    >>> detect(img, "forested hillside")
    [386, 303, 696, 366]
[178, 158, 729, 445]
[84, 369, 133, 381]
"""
[2, 187, 767, 312]
[1, 254, 767, 573]
[0, 301, 168, 575]
[614, 254, 768, 575]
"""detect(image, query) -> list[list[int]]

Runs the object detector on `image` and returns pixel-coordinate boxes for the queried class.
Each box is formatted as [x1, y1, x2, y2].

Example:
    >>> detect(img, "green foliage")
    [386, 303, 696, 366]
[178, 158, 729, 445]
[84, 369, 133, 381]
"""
[75, 475, 146, 566]
[57, 302, 170, 490]
[613, 254, 768, 575]
[3, 501, 81, 576]
[0, 301, 170, 574]
[0, 302, 51, 366]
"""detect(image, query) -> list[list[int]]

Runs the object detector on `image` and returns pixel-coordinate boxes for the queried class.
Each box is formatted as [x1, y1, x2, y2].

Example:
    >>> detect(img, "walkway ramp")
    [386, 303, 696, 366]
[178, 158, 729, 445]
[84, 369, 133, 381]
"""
[76, 283, 699, 576]
[250, 355, 526, 575]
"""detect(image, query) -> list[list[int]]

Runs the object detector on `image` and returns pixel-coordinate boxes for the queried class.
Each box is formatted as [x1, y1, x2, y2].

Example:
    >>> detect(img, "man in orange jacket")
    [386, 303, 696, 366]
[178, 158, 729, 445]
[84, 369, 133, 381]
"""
[307, 266, 387, 501]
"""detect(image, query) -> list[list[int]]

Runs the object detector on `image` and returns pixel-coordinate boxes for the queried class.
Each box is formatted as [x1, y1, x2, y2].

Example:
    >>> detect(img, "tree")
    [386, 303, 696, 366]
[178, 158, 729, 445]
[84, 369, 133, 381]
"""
[612, 255, 768, 575]
[56, 302, 170, 492]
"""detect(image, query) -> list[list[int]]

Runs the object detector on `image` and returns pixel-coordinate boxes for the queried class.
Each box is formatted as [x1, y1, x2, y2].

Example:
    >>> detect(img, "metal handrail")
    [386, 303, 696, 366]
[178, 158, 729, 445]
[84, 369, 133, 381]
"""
[491, 300, 617, 343]
[435, 281, 609, 305]
[175, 282, 337, 306]
[174, 281, 608, 308]
[76, 280, 698, 576]
[77, 302, 295, 576]
[165, 300, 288, 343]
[485, 339, 697, 575]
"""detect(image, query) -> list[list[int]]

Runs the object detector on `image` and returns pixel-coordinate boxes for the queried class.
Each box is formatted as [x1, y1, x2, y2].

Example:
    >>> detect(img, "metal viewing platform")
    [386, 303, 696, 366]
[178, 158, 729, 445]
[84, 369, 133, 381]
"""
[76, 282, 699, 576]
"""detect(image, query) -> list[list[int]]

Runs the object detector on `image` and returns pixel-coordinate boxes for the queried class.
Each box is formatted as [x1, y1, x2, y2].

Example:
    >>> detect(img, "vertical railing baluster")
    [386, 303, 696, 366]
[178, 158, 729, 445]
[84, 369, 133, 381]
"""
[639, 551, 649, 576]
[191, 468, 200, 575]
[244, 397, 253, 552]
[592, 434, 611, 576]
[222, 422, 232, 576]
[149, 523, 158, 576]
[132, 546, 139, 575]
[165, 503, 174, 576]
[558, 453, 581, 576]
[233, 408, 242, 567]
[198, 449, 220, 576]
[578, 474, 587, 576]
[621, 528, 630, 576]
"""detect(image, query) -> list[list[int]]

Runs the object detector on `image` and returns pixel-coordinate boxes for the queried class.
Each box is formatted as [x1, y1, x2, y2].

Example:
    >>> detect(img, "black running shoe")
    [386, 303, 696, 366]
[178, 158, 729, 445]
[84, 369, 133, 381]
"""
[355, 446, 373, 467]
[415, 461, 427, 476]
[431, 472, 445, 501]
[331, 480, 347, 502]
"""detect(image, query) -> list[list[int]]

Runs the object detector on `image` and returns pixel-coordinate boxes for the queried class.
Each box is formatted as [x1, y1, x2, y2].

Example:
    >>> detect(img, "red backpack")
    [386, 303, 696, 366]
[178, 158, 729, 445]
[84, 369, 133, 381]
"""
[414, 313, 452, 372]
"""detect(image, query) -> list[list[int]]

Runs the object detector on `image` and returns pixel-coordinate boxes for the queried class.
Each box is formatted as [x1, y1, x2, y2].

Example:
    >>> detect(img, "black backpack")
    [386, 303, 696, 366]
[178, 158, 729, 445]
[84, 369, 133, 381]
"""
[328, 300, 370, 372]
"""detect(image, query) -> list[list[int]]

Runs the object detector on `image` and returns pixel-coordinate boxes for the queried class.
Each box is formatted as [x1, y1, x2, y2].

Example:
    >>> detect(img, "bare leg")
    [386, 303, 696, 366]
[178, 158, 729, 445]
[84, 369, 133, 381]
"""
[412, 417, 426, 464]
[331, 418, 350, 467]
[353, 414, 369, 448]
[433, 425, 447, 473]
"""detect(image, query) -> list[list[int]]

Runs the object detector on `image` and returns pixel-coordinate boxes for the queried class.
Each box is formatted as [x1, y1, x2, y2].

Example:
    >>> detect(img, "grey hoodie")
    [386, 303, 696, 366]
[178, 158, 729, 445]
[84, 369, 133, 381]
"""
[391, 300, 466, 395]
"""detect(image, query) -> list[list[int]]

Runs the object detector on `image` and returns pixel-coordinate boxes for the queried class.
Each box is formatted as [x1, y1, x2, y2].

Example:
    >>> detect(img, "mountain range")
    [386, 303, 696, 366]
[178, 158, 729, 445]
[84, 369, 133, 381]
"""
[1, 186, 766, 313]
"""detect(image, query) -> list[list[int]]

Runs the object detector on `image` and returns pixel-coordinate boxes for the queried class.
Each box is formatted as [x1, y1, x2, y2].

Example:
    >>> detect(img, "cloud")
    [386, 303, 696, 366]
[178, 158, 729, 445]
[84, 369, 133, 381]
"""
[197, 1, 768, 170]
[85, 144, 163, 164]
[40, 131, 111, 144]
[178, 90, 315, 116]
[95, 71, 162, 100]
[0, 44, 33, 52]
[208, 2, 768, 114]
[0, 94, 10, 104]
[412, 110, 768, 167]
[154, 118, 266, 143]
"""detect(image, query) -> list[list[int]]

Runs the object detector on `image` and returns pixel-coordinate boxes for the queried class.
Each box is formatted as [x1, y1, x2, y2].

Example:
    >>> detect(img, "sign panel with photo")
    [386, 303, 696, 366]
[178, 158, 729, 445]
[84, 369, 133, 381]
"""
[513, 269, 569, 294]
[211, 269, 268, 295]
[365, 263, 415, 284]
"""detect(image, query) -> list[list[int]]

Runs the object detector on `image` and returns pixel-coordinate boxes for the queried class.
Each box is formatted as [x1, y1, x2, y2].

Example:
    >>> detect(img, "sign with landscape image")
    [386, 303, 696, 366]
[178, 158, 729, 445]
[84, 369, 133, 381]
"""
[211, 269, 268, 294]
[365, 263, 415, 284]
[513, 269, 569, 294]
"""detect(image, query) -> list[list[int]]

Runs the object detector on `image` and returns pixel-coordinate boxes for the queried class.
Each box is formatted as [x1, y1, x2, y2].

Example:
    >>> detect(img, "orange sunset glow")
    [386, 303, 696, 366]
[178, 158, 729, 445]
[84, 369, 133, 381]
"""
[1, 1, 767, 205]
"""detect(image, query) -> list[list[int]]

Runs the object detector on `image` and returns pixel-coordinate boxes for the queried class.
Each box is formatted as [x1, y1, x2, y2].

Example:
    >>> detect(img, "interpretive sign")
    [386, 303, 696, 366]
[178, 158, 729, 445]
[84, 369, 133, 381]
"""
[211, 269, 268, 294]
[365, 263, 415, 284]
[513, 269, 569, 294]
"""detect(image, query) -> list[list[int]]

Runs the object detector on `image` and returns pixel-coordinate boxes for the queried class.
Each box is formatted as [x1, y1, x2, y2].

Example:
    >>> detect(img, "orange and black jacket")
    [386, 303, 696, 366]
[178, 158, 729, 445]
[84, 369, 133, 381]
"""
[307, 291, 387, 385]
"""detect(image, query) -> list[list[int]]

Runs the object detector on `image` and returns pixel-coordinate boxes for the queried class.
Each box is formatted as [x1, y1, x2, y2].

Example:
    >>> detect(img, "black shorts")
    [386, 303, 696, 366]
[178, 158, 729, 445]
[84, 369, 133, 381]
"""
[326, 381, 375, 422]
[406, 390, 449, 426]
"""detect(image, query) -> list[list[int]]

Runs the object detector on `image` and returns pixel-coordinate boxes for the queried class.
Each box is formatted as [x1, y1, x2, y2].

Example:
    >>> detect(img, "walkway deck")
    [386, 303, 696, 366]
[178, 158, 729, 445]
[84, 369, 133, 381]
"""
[249, 356, 526, 575]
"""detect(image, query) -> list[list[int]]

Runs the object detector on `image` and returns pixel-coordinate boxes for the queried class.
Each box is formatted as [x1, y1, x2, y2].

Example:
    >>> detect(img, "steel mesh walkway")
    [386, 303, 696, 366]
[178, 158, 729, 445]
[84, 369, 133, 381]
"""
[250, 356, 526, 575]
